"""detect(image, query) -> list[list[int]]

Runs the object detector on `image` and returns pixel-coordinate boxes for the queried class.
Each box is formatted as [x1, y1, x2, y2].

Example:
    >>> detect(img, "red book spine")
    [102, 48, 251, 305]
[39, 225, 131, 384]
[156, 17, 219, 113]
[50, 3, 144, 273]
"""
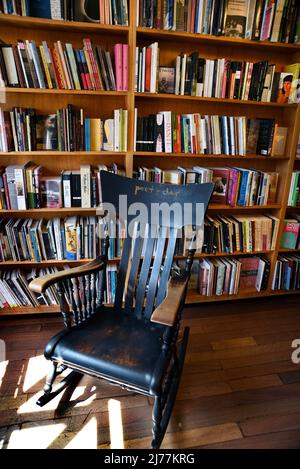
[190, 0, 196, 32]
[145, 47, 152, 93]
[174, 114, 181, 153]
[83, 39, 102, 91]
[122, 44, 128, 92]
[114, 44, 123, 91]
[50, 48, 64, 89]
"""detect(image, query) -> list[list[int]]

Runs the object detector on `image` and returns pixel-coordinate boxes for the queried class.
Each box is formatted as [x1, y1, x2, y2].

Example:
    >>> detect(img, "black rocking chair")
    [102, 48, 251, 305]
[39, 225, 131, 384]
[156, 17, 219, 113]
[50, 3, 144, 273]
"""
[29, 172, 213, 449]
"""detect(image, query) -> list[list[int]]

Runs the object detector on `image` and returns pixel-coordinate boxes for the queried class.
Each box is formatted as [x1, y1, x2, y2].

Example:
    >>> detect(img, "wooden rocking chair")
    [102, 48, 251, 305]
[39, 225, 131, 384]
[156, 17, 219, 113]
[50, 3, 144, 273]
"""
[29, 172, 213, 449]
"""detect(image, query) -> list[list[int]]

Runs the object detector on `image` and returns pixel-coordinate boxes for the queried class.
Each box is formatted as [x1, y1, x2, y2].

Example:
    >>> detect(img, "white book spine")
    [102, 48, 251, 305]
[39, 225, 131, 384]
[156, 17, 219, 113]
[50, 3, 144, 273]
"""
[50, 0, 62, 19]
[15, 168, 27, 210]
[180, 54, 187, 96]
[162, 111, 172, 153]
[175, 55, 181, 95]
[2, 47, 19, 86]
[141, 46, 146, 93]
[135, 47, 139, 92]
[63, 178, 71, 208]
[270, 0, 285, 42]
[81, 166, 91, 208]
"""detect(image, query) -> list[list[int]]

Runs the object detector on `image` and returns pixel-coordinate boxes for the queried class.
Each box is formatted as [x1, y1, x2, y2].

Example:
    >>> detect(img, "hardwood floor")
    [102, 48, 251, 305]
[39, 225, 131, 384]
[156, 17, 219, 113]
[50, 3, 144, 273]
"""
[1, 295, 300, 449]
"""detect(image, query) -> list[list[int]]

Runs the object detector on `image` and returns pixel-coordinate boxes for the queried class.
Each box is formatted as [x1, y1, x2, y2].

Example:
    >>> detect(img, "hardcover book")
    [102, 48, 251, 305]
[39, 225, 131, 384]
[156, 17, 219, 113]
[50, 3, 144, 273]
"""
[40, 177, 62, 208]
[158, 67, 175, 94]
[280, 220, 300, 249]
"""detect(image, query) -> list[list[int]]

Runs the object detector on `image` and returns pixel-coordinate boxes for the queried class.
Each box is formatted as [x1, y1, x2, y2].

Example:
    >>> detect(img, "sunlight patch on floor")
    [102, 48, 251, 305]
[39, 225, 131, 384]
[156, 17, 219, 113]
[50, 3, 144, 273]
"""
[65, 417, 98, 449]
[108, 399, 124, 449]
[23, 355, 51, 392]
[0, 361, 8, 390]
[7, 423, 66, 449]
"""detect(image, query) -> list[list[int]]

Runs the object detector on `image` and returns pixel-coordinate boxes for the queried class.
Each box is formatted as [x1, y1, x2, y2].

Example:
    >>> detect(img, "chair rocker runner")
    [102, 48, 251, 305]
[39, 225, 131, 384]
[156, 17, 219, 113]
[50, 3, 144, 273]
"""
[29, 172, 213, 449]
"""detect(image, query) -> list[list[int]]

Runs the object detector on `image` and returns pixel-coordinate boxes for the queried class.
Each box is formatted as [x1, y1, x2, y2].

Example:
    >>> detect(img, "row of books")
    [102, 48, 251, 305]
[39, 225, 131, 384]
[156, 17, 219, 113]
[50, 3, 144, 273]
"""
[138, 0, 300, 44]
[272, 255, 300, 291]
[0, 216, 124, 262]
[0, 106, 128, 152]
[135, 166, 279, 207]
[0, 265, 118, 309]
[280, 217, 300, 249]
[0, 0, 129, 25]
[0, 38, 128, 91]
[0, 163, 125, 210]
[136, 44, 300, 103]
[134, 111, 286, 156]
[198, 255, 270, 296]
[288, 171, 300, 207]
[200, 214, 279, 254]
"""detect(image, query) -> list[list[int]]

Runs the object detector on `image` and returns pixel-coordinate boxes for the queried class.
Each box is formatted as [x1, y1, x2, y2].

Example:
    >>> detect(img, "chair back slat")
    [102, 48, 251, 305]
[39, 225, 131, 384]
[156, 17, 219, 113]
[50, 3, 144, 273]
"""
[156, 227, 178, 308]
[134, 227, 157, 318]
[143, 226, 168, 319]
[91, 273, 96, 315]
[85, 274, 91, 318]
[114, 235, 132, 311]
[124, 224, 147, 314]
[65, 279, 78, 325]
[73, 277, 82, 323]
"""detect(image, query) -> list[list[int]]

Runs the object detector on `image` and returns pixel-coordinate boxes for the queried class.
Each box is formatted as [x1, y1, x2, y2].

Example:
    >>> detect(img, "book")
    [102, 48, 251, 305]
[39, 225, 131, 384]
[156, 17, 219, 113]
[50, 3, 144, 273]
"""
[40, 177, 62, 208]
[280, 219, 300, 249]
[158, 67, 175, 93]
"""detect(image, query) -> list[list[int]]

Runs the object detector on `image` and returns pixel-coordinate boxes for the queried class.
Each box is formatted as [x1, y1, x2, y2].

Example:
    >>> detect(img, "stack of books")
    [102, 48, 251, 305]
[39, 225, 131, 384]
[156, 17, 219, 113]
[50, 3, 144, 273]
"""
[288, 171, 300, 206]
[136, 44, 300, 103]
[0, 163, 125, 210]
[0, 106, 128, 152]
[272, 255, 300, 290]
[138, 0, 300, 44]
[195, 214, 279, 254]
[134, 111, 286, 156]
[198, 255, 270, 296]
[0, 216, 125, 262]
[0, 267, 61, 308]
[135, 166, 279, 207]
[0, 265, 119, 309]
[0, 38, 128, 91]
[0, 0, 129, 25]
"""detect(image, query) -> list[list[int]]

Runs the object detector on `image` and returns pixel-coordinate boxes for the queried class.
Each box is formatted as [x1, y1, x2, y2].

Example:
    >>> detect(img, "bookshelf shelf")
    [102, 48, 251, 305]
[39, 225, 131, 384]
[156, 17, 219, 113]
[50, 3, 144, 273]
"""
[0, 13, 130, 35]
[133, 152, 288, 160]
[0, 151, 127, 157]
[1, 88, 128, 97]
[0, 204, 281, 218]
[1, 1, 300, 314]
[0, 250, 274, 268]
[136, 27, 300, 53]
[134, 92, 298, 107]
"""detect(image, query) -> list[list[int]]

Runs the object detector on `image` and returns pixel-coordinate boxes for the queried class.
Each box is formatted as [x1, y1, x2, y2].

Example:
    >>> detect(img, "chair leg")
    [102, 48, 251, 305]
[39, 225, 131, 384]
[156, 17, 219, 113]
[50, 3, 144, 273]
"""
[37, 362, 81, 408]
[43, 362, 58, 395]
[151, 326, 190, 449]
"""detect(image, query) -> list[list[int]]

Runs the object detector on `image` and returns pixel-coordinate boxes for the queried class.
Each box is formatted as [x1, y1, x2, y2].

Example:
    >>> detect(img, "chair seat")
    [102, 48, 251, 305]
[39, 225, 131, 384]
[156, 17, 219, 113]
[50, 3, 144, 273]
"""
[44, 308, 168, 393]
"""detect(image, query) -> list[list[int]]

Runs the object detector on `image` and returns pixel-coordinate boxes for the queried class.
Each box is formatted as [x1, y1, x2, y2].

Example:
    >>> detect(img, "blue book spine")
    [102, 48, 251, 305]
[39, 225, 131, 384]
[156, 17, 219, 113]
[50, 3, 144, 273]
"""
[286, 265, 291, 290]
[204, 0, 213, 35]
[29, 230, 40, 263]
[29, 0, 51, 19]
[85, 118, 90, 151]
[61, 228, 67, 260]
[195, 0, 200, 33]
[237, 171, 248, 206]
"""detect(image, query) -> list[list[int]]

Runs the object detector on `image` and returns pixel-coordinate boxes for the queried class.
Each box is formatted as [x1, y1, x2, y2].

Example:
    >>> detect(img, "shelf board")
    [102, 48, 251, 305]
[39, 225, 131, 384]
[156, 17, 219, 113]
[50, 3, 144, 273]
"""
[0, 204, 281, 216]
[185, 289, 271, 304]
[135, 92, 297, 107]
[1, 88, 127, 97]
[278, 248, 300, 253]
[136, 27, 300, 53]
[0, 250, 274, 268]
[0, 13, 129, 35]
[0, 151, 126, 157]
[133, 152, 287, 160]
[0, 305, 60, 316]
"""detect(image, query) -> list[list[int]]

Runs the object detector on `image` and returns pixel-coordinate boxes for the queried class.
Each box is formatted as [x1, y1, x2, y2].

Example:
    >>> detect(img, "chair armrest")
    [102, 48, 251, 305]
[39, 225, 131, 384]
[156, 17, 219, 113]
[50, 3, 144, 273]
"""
[151, 276, 188, 327]
[29, 257, 107, 294]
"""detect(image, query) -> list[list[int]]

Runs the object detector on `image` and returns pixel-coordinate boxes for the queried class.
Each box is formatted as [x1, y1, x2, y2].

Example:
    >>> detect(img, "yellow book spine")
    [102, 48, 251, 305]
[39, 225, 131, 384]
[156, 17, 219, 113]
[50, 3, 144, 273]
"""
[39, 45, 53, 89]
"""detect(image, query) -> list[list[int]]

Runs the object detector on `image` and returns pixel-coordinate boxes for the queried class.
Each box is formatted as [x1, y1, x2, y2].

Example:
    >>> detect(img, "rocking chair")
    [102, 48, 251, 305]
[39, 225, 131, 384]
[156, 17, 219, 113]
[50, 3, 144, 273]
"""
[29, 172, 213, 449]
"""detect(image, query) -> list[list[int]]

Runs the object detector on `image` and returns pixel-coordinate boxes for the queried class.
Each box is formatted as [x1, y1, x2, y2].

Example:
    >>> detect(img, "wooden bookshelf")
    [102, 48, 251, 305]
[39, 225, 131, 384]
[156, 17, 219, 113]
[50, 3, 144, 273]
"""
[1, 1, 300, 315]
